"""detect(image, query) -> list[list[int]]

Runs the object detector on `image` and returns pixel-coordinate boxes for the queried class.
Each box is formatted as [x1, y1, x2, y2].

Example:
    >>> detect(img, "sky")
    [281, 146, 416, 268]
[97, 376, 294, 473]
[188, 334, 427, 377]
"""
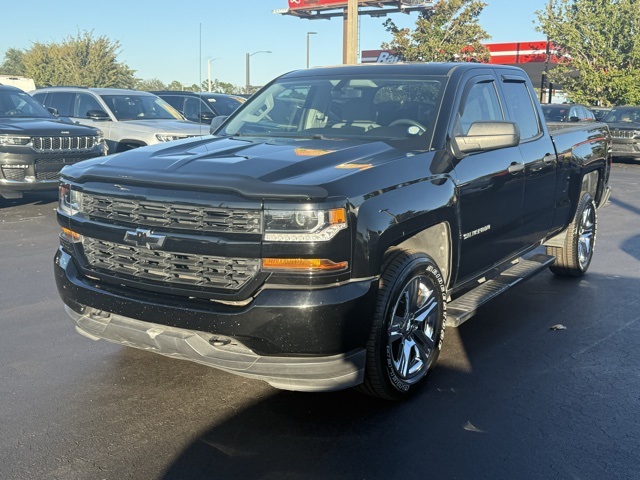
[0, 0, 550, 89]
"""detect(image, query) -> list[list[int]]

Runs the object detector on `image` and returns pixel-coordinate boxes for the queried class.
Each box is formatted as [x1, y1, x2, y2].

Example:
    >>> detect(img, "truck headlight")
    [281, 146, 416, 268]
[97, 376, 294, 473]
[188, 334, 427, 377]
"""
[156, 133, 189, 142]
[0, 135, 31, 146]
[264, 207, 347, 242]
[58, 182, 83, 216]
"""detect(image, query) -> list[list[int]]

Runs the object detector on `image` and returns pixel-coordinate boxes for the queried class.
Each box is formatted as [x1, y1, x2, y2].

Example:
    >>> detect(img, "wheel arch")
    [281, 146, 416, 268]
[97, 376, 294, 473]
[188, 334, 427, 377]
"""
[351, 177, 457, 284]
[389, 223, 453, 288]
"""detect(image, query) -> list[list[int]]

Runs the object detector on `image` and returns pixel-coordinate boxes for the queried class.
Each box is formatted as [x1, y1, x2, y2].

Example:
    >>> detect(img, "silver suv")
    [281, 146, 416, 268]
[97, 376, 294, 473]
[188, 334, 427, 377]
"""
[32, 87, 208, 152]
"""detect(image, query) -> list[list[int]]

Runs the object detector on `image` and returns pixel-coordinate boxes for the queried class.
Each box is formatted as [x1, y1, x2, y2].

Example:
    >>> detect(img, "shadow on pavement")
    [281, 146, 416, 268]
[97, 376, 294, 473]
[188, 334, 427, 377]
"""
[159, 271, 640, 480]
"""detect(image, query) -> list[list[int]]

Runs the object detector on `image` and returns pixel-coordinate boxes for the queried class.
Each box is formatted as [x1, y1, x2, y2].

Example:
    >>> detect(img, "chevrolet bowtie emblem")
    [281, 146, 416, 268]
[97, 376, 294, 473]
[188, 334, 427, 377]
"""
[123, 228, 167, 250]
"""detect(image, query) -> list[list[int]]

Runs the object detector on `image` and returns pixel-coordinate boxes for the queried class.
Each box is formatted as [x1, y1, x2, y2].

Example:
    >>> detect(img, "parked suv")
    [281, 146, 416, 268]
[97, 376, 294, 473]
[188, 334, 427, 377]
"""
[32, 87, 207, 152]
[601, 106, 640, 161]
[1, 85, 106, 200]
[151, 91, 245, 124]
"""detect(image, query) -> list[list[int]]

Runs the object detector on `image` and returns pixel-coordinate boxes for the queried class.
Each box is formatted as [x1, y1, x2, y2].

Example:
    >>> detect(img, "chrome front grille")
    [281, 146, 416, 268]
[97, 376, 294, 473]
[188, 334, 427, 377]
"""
[81, 193, 262, 234]
[81, 237, 260, 291]
[32, 136, 99, 152]
[611, 129, 638, 139]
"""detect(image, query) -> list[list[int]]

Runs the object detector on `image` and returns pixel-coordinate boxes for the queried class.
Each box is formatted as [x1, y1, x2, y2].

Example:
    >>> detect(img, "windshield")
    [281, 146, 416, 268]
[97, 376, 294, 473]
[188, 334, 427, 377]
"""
[0, 90, 54, 118]
[602, 107, 640, 123]
[218, 74, 446, 147]
[100, 94, 185, 121]
[541, 105, 569, 122]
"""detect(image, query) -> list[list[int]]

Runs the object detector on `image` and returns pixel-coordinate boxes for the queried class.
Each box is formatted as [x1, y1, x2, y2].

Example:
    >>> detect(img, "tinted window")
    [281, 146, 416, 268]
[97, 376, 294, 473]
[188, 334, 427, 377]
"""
[160, 95, 184, 111]
[501, 81, 540, 140]
[541, 105, 568, 122]
[602, 107, 640, 123]
[46, 92, 75, 116]
[207, 95, 243, 116]
[100, 94, 183, 120]
[74, 93, 102, 118]
[456, 80, 503, 135]
[183, 97, 209, 121]
[220, 75, 447, 147]
[0, 90, 52, 118]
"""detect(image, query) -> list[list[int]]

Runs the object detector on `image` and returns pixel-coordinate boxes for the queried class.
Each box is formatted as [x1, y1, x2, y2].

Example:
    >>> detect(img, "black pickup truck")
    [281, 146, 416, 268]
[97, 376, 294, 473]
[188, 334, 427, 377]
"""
[53, 63, 611, 400]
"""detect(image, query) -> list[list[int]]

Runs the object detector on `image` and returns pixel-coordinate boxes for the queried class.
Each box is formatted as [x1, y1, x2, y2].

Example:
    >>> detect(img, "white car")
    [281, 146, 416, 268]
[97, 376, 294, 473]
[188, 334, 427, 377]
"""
[32, 87, 208, 152]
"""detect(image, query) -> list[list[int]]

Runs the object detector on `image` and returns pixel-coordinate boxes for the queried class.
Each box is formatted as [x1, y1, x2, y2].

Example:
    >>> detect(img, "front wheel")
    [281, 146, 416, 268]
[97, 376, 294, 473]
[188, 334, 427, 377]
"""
[357, 250, 446, 401]
[547, 192, 597, 276]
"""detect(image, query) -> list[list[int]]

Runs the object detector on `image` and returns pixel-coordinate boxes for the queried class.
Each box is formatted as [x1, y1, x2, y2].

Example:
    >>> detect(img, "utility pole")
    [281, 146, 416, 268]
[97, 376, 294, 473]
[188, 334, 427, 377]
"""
[344, 0, 359, 64]
[306, 32, 317, 68]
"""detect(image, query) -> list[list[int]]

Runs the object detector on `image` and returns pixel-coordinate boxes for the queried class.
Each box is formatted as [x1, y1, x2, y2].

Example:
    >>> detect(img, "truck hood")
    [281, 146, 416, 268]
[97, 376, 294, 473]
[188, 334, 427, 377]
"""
[0, 118, 99, 135]
[61, 135, 413, 200]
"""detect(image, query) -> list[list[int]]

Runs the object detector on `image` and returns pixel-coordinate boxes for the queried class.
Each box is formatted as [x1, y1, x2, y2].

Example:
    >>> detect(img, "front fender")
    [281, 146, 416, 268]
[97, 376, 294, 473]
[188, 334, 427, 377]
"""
[352, 175, 458, 278]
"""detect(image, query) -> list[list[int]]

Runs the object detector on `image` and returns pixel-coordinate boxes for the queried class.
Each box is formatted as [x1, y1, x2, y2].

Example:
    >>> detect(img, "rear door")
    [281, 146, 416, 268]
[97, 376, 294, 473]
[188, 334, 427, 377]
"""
[498, 73, 557, 246]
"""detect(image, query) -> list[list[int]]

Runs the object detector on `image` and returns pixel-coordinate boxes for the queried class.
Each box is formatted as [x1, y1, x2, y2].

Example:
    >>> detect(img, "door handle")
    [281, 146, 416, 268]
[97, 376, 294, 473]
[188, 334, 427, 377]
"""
[508, 162, 525, 174]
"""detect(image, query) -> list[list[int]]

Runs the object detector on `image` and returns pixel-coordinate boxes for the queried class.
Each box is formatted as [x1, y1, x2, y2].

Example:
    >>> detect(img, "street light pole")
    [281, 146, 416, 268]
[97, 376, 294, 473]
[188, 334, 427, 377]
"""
[306, 32, 317, 69]
[207, 58, 220, 92]
[245, 51, 272, 93]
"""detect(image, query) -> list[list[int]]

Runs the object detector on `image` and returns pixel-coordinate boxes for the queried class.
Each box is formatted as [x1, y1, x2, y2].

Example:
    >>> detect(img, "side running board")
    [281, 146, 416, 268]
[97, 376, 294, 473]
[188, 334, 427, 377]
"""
[446, 253, 556, 327]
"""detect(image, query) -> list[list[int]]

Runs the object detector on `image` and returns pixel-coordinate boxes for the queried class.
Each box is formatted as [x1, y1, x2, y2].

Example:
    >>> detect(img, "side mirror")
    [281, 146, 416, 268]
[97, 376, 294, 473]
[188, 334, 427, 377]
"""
[210, 115, 228, 134]
[86, 109, 110, 120]
[47, 107, 59, 116]
[451, 121, 520, 157]
[199, 112, 215, 123]
[569, 116, 580, 122]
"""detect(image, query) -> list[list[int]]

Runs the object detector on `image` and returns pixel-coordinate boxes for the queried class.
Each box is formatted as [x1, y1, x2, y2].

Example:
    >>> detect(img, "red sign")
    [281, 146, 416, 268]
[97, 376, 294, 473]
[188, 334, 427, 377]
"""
[287, 0, 424, 10]
[288, 0, 347, 9]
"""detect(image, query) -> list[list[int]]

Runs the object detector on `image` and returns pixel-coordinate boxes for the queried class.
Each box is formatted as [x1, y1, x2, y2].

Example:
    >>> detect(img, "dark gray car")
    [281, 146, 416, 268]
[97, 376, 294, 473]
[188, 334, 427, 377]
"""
[0, 85, 106, 199]
[602, 106, 640, 161]
[151, 91, 245, 124]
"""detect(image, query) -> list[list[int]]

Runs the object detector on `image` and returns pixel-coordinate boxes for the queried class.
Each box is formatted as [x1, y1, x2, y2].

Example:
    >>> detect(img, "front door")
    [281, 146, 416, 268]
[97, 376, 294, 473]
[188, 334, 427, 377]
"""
[453, 76, 526, 281]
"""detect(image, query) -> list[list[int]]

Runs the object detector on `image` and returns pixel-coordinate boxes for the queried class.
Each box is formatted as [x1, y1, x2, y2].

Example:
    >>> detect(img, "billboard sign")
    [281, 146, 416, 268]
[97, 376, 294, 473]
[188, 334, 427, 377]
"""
[287, 0, 431, 10]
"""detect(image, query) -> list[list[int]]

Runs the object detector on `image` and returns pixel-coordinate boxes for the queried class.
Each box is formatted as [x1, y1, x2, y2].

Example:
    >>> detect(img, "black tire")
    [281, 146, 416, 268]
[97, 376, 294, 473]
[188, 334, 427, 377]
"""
[547, 192, 597, 276]
[357, 250, 447, 401]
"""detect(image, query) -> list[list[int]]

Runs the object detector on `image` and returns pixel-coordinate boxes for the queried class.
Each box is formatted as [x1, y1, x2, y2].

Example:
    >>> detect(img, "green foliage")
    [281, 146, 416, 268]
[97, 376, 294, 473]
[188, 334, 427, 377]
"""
[0, 48, 26, 76]
[537, 0, 640, 106]
[382, 0, 490, 63]
[207, 79, 242, 94]
[20, 31, 137, 88]
[135, 78, 166, 91]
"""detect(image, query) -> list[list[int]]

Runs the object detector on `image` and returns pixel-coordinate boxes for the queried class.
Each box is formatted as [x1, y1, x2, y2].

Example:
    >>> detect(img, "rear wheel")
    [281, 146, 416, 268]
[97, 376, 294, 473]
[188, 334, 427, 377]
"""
[357, 250, 446, 401]
[547, 192, 597, 276]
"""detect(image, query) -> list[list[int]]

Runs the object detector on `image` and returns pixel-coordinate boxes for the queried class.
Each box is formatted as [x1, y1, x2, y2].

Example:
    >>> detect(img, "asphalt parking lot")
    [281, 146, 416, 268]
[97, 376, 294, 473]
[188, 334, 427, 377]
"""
[1, 161, 639, 480]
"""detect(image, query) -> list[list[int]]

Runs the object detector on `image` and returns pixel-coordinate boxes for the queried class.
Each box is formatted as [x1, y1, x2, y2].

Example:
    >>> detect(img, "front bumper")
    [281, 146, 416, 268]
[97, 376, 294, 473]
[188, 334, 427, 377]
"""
[0, 177, 59, 198]
[55, 248, 376, 391]
[610, 141, 640, 158]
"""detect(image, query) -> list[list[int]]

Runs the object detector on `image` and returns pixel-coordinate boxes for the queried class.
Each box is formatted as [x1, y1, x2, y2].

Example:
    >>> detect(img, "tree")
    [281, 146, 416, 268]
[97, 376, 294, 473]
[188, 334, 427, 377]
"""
[381, 0, 490, 63]
[207, 79, 243, 94]
[537, 0, 640, 106]
[136, 78, 167, 91]
[21, 31, 136, 88]
[0, 48, 26, 76]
